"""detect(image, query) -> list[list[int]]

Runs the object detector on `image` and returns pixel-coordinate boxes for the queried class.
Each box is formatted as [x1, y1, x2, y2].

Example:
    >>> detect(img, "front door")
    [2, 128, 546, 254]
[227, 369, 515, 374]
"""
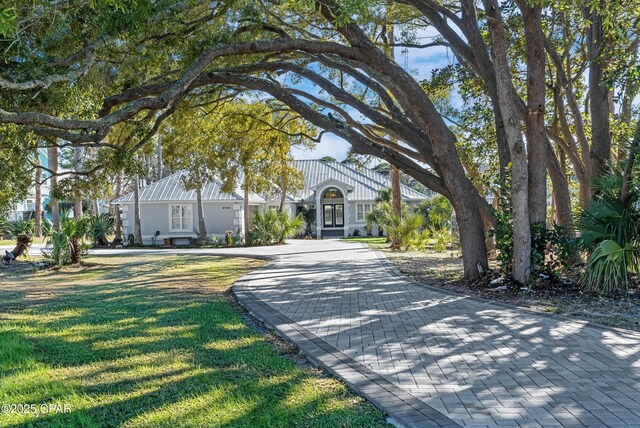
[323, 204, 344, 227]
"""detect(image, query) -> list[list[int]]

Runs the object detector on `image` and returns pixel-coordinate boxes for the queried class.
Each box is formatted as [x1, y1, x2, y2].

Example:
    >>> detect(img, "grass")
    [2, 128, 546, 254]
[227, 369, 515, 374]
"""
[0, 238, 47, 246]
[340, 237, 387, 245]
[0, 255, 389, 427]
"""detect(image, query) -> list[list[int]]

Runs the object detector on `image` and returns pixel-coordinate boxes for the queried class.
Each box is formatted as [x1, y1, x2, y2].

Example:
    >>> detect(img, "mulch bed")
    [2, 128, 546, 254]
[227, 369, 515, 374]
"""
[382, 249, 640, 332]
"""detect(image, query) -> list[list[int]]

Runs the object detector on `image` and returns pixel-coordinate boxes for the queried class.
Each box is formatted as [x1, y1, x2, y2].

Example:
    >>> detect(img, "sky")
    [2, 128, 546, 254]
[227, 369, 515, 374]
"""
[291, 27, 454, 161]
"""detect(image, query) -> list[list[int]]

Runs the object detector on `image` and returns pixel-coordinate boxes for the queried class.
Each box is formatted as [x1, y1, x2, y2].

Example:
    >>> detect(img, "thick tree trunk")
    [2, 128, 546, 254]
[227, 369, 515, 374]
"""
[47, 145, 59, 230]
[34, 149, 42, 237]
[519, 2, 547, 224]
[547, 140, 575, 237]
[586, 2, 612, 182]
[133, 173, 143, 245]
[484, 0, 531, 284]
[387, 26, 403, 227]
[493, 107, 512, 180]
[196, 186, 207, 244]
[451, 192, 490, 279]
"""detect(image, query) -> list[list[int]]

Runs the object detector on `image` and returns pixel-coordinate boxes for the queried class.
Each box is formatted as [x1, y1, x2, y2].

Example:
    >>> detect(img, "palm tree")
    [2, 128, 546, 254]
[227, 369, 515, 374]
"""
[375, 188, 392, 203]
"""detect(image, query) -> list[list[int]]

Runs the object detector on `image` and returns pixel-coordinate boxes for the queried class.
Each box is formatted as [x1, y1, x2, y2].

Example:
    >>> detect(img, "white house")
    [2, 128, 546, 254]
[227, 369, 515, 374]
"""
[6, 149, 51, 222]
[114, 159, 431, 244]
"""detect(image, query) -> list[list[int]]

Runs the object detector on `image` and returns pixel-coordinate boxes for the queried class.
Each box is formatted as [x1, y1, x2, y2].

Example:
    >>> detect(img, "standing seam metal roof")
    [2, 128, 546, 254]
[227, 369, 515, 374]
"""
[290, 160, 430, 201]
[113, 160, 430, 203]
[113, 171, 265, 203]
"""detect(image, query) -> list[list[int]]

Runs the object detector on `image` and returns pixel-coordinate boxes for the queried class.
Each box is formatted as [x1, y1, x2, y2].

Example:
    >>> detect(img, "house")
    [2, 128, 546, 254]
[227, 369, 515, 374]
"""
[113, 159, 432, 244]
[6, 149, 51, 222]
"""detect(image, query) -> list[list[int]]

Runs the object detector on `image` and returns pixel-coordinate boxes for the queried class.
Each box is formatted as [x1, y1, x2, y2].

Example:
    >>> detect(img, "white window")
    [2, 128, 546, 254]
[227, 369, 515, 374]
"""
[170, 204, 192, 231]
[356, 203, 372, 222]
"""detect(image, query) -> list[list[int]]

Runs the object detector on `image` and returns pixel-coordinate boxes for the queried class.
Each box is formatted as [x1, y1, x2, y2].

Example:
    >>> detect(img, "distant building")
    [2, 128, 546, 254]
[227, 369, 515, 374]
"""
[114, 159, 431, 244]
[6, 149, 51, 222]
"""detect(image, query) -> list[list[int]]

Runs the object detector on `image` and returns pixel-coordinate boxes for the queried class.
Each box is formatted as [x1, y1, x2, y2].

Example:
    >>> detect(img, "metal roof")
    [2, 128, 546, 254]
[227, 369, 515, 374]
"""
[291, 160, 430, 201]
[113, 171, 265, 203]
[114, 160, 430, 204]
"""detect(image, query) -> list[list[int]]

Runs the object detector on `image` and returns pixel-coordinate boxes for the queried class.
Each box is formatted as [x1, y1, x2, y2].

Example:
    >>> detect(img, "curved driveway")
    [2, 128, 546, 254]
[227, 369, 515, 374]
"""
[230, 240, 640, 428]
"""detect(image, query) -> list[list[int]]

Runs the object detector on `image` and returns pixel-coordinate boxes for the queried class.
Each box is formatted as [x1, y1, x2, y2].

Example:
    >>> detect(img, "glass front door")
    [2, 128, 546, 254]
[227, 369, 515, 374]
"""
[323, 204, 333, 227]
[323, 204, 344, 227]
[334, 204, 344, 226]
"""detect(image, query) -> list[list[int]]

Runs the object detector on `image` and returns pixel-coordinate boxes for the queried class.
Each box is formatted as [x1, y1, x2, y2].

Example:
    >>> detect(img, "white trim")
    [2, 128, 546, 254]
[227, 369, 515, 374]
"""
[168, 203, 193, 232]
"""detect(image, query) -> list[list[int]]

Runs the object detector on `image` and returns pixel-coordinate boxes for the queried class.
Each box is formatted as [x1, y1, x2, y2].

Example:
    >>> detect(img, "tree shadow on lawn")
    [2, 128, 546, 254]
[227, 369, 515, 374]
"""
[0, 255, 389, 427]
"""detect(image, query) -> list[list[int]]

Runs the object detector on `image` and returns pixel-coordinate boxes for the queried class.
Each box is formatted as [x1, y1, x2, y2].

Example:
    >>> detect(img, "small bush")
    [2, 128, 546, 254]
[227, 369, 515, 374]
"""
[251, 209, 306, 246]
[88, 213, 115, 246]
[225, 228, 243, 247]
[206, 234, 223, 247]
[430, 227, 454, 252]
[576, 173, 640, 293]
[0, 217, 9, 238]
[387, 212, 430, 251]
[3, 219, 35, 239]
[43, 216, 90, 266]
[581, 240, 639, 294]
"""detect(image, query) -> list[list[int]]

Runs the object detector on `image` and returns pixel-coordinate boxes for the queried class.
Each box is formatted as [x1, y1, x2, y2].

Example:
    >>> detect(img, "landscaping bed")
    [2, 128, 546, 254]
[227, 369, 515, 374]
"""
[349, 237, 640, 332]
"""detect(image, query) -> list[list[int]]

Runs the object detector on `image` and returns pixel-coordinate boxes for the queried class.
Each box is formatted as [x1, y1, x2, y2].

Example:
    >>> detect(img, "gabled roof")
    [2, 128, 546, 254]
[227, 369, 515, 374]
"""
[113, 171, 266, 204]
[291, 160, 430, 201]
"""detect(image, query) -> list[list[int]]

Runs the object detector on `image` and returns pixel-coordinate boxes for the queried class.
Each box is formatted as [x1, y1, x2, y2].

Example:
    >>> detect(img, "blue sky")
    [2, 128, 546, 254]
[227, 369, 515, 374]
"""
[291, 28, 454, 161]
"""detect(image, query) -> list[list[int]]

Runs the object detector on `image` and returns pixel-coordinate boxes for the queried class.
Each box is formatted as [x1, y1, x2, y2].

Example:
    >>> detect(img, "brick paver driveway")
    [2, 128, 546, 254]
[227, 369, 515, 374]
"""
[232, 240, 640, 427]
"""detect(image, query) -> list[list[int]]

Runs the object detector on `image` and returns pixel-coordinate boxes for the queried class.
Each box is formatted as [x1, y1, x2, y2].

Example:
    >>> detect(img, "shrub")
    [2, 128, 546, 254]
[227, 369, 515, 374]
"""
[225, 228, 243, 247]
[296, 205, 316, 237]
[576, 175, 640, 293]
[88, 213, 115, 246]
[206, 234, 223, 247]
[430, 227, 454, 252]
[251, 209, 306, 246]
[414, 195, 453, 229]
[3, 219, 35, 239]
[365, 201, 392, 238]
[386, 212, 431, 251]
[0, 217, 9, 238]
[581, 240, 639, 294]
[489, 175, 577, 276]
[43, 216, 90, 266]
[353, 229, 360, 237]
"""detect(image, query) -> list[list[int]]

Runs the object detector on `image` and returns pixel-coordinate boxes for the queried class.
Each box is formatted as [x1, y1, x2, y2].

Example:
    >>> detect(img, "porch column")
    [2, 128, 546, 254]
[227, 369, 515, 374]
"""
[315, 191, 322, 238]
[342, 190, 349, 237]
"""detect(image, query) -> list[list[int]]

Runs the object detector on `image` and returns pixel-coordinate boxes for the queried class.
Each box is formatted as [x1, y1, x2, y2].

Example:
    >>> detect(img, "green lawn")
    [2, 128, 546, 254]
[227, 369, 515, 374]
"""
[0, 238, 47, 246]
[340, 237, 388, 245]
[0, 255, 389, 427]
